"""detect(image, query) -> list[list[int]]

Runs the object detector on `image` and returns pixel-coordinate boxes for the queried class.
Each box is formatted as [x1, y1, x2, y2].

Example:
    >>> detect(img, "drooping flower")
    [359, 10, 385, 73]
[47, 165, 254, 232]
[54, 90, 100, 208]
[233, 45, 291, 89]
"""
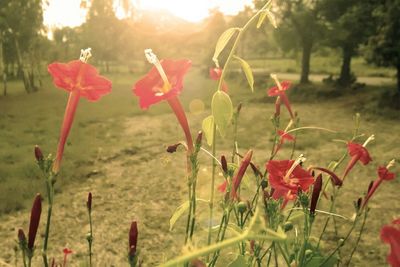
[133, 49, 193, 152]
[362, 160, 395, 208]
[381, 219, 400, 267]
[267, 74, 294, 119]
[266, 156, 314, 206]
[209, 67, 228, 92]
[274, 130, 295, 155]
[27, 194, 42, 251]
[48, 48, 112, 173]
[342, 137, 373, 179]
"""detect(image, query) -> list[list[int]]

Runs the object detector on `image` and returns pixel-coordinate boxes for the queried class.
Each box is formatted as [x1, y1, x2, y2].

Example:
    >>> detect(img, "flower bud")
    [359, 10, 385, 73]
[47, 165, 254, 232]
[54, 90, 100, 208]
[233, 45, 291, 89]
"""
[367, 180, 374, 193]
[236, 102, 243, 114]
[166, 143, 182, 153]
[260, 179, 268, 189]
[220, 155, 228, 174]
[18, 229, 27, 244]
[237, 201, 247, 213]
[230, 150, 253, 200]
[34, 145, 44, 162]
[87, 192, 92, 212]
[283, 221, 293, 232]
[310, 174, 322, 216]
[28, 194, 42, 251]
[355, 197, 362, 211]
[195, 131, 203, 147]
[129, 221, 138, 257]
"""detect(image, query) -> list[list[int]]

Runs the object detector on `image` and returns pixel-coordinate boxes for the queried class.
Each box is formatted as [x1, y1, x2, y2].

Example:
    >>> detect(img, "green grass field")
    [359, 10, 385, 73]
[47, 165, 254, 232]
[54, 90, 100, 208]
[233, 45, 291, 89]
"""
[0, 65, 399, 266]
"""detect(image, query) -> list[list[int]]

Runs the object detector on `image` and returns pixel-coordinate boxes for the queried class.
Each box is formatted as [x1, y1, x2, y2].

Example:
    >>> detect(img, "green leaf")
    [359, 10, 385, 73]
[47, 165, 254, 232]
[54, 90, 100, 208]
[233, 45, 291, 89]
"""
[212, 27, 240, 66]
[257, 9, 277, 29]
[233, 55, 254, 92]
[211, 91, 233, 137]
[202, 115, 214, 146]
[169, 199, 209, 231]
[228, 255, 249, 267]
[257, 10, 268, 28]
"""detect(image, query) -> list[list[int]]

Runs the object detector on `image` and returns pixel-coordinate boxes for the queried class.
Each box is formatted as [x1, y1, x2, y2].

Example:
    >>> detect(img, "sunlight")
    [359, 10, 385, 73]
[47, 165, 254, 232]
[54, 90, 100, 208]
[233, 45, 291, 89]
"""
[136, 0, 253, 22]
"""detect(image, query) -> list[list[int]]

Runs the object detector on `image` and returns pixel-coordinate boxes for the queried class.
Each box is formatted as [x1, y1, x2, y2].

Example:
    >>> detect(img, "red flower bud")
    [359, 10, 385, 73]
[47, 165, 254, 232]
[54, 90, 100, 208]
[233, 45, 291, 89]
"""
[34, 145, 44, 162]
[28, 194, 42, 250]
[87, 192, 92, 212]
[310, 174, 322, 216]
[195, 131, 203, 149]
[221, 155, 228, 174]
[18, 229, 27, 244]
[129, 221, 138, 257]
[167, 143, 182, 153]
[230, 150, 253, 199]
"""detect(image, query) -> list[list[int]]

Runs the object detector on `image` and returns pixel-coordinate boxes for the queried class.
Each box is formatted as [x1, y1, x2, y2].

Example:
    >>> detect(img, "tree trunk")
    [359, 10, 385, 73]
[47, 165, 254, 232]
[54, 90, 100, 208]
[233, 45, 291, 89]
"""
[300, 41, 312, 84]
[13, 36, 32, 93]
[338, 46, 354, 87]
[396, 62, 400, 108]
[0, 34, 6, 96]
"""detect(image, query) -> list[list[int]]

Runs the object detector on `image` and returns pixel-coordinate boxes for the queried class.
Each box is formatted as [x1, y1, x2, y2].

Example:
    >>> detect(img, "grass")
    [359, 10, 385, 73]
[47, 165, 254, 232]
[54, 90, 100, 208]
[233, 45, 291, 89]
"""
[0, 66, 398, 266]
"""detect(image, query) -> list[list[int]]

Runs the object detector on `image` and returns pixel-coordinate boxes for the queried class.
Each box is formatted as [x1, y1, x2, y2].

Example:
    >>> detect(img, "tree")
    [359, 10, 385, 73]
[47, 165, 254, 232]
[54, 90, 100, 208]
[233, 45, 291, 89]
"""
[0, 0, 44, 93]
[255, 0, 325, 83]
[319, 0, 377, 87]
[367, 0, 400, 107]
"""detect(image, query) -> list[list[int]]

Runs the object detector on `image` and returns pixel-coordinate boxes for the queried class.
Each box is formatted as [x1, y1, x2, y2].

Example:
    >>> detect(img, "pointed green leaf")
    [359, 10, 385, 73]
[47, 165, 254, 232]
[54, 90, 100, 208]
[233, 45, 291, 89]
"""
[211, 91, 233, 137]
[212, 27, 240, 66]
[202, 115, 215, 146]
[233, 55, 254, 92]
[257, 9, 277, 29]
[257, 10, 268, 28]
[169, 199, 209, 231]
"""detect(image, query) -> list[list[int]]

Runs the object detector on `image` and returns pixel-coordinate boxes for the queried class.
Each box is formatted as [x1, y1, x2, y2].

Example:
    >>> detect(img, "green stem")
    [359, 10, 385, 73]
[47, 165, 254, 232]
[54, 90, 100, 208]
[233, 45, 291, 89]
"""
[21, 248, 27, 267]
[206, 123, 217, 252]
[88, 210, 93, 267]
[209, 210, 231, 267]
[42, 175, 55, 267]
[346, 211, 368, 266]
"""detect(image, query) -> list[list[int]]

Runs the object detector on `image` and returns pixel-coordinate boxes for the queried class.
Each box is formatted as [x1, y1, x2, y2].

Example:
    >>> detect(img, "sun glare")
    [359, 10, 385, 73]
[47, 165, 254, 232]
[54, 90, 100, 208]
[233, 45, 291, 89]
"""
[44, 0, 253, 28]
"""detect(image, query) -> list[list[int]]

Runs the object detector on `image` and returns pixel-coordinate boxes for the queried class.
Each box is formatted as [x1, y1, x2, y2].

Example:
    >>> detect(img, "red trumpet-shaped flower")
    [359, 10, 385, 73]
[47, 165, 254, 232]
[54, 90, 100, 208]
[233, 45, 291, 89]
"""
[28, 194, 42, 251]
[48, 49, 112, 173]
[133, 50, 193, 152]
[209, 67, 228, 93]
[343, 141, 372, 179]
[381, 219, 400, 267]
[267, 77, 294, 119]
[362, 161, 395, 208]
[266, 157, 314, 206]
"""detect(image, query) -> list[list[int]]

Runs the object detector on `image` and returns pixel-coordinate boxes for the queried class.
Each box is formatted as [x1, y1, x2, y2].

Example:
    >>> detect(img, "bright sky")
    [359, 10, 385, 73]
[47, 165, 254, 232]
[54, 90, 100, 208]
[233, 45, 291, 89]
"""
[43, 0, 254, 28]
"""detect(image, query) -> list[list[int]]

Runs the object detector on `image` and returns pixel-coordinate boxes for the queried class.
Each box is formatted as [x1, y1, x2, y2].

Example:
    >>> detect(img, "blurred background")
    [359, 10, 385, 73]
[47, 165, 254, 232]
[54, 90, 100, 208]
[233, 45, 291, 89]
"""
[0, 0, 399, 265]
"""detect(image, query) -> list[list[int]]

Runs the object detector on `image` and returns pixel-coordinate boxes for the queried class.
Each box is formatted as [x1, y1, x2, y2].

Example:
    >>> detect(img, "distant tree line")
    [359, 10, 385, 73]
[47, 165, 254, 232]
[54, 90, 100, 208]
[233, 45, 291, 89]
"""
[0, 0, 399, 105]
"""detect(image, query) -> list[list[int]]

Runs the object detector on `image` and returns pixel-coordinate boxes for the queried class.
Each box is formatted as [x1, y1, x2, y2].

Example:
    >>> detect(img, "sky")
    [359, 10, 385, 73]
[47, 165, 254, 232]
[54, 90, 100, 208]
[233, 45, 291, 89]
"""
[43, 0, 254, 28]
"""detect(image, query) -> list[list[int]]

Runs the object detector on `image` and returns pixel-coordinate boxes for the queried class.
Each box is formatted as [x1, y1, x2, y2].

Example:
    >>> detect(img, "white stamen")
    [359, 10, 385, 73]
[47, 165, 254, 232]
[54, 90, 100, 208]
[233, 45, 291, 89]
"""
[144, 48, 170, 92]
[362, 134, 375, 147]
[270, 73, 282, 91]
[79, 48, 92, 63]
[283, 154, 306, 183]
[387, 159, 395, 169]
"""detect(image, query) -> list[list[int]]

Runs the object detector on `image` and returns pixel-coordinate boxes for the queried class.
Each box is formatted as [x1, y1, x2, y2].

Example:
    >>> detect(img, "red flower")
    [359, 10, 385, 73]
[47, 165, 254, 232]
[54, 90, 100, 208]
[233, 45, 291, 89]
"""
[343, 142, 372, 179]
[363, 165, 396, 208]
[133, 59, 191, 109]
[381, 219, 400, 267]
[266, 159, 314, 204]
[48, 58, 112, 173]
[209, 67, 228, 92]
[267, 80, 294, 119]
[274, 130, 295, 155]
[133, 58, 193, 152]
[63, 248, 73, 267]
